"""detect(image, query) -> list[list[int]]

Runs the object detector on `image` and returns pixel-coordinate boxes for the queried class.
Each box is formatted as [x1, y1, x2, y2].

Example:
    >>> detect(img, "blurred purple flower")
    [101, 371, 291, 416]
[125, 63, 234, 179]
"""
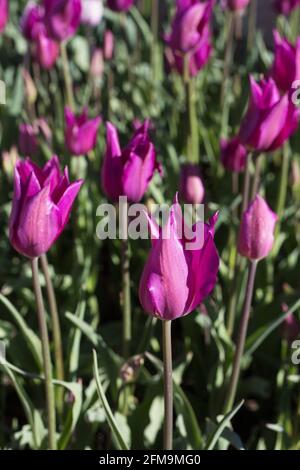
[64, 106, 102, 155]
[81, 0, 103, 26]
[239, 76, 300, 152]
[43, 0, 81, 41]
[9, 156, 83, 258]
[274, 0, 300, 15]
[238, 195, 278, 260]
[271, 30, 300, 93]
[220, 136, 248, 173]
[103, 30, 114, 60]
[223, 0, 250, 11]
[101, 121, 162, 202]
[282, 312, 300, 343]
[0, 0, 8, 32]
[179, 164, 205, 203]
[139, 197, 219, 320]
[18, 124, 39, 157]
[107, 0, 134, 12]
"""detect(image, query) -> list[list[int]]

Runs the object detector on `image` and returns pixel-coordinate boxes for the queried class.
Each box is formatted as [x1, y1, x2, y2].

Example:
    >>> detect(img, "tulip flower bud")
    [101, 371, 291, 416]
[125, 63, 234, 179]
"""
[18, 123, 38, 157]
[22, 69, 37, 105]
[274, 0, 300, 15]
[9, 156, 83, 258]
[90, 48, 104, 79]
[0, 0, 8, 33]
[271, 30, 300, 93]
[104, 30, 114, 61]
[101, 121, 162, 202]
[139, 198, 219, 320]
[44, 0, 81, 41]
[239, 76, 300, 152]
[107, 0, 134, 12]
[64, 107, 102, 156]
[281, 313, 300, 343]
[81, 0, 103, 26]
[238, 195, 278, 260]
[179, 164, 205, 204]
[220, 136, 247, 173]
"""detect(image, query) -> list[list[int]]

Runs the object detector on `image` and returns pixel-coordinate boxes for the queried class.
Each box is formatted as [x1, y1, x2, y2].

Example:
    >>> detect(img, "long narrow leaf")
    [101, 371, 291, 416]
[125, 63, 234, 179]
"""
[205, 401, 244, 450]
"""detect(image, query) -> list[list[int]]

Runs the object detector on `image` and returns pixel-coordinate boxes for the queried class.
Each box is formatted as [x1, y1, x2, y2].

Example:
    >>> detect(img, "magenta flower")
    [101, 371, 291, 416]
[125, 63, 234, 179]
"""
[20, 2, 44, 40]
[43, 0, 81, 41]
[165, 0, 214, 54]
[101, 121, 162, 202]
[107, 0, 134, 12]
[104, 30, 114, 60]
[35, 29, 60, 69]
[9, 156, 83, 258]
[179, 164, 205, 203]
[64, 107, 101, 156]
[19, 124, 39, 157]
[139, 197, 219, 320]
[274, 0, 300, 15]
[81, 0, 103, 26]
[220, 136, 248, 173]
[238, 195, 278, 260]
[224, 0, 250, 11]
[271, 30, 300, 93]
[0, 0, 8, 32]
[281, 313, 300, 343]
[239, 76, 300, 152]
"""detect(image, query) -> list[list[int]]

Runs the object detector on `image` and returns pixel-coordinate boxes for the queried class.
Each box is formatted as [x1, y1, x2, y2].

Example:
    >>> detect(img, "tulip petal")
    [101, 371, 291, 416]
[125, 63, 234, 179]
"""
[57, 179, 84, 226]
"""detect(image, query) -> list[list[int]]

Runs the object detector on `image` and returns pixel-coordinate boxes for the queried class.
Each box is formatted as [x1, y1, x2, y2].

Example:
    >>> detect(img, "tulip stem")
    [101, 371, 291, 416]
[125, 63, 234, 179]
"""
[184, 54, 199, 164]
[251, 153, 262, 200]
[224, 260, 258, 414]
[241, 152, 251, 215]
[220, 11, 235, 112]
[60, 41, 75, 110]
[162, 320, 173, 450]
[121, 236, 131, 358]
[275, 145, 290, 237]
[247, 0, 257, 52]
[30, 258, 56, 450]
[40, 254, 64, 414]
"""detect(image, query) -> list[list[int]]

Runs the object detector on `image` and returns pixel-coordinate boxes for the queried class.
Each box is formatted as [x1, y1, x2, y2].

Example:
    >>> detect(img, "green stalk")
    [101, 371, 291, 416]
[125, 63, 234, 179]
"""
[247, 0, 257, 52]
[162, 320, 173, 450]
[60, 41, 75, 110]
[40, 254, 64, 414]
[220, 11, 235, 137]
[184, 54, 199, 164]
[275, 145, 290, 241]
[121, 235, 131, 358]
[30, 258, 56, 450]
[241, 152, 251, 215]
[251, 153, 262, 200]
[224, 260, 258, 414]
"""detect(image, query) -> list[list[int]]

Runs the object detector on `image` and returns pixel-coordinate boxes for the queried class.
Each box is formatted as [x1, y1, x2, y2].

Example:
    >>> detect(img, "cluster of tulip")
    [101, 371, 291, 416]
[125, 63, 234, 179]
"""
[1, 0, 300, 452]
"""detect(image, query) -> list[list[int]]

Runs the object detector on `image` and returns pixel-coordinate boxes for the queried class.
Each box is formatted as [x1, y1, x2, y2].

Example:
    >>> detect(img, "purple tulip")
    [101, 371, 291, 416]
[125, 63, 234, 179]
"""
[139, 197, 219, 320]
[165, 25, 212, 76]
[220, 136, 248, 173]
[9, 156, 83, 258]
[35, 29, 60, 69]
[107, 0, 134, 12]
[271, 30, 300, 93]
[238, 195, 278, 260]
[81, 0, 103, 26]
[281, 312, 300, 343]
[101, 121, 162, 202]
[179, 164, 205, 203]
[64, 106, 102, 156]
[165, 0, 214, 54]
[18, 124, 39, 157]
[274, 0, 300, 15]
[0, 0, 8, 32]
[239, 76, 300, 152]
[20, 2, 44, 40]
[43, 0, 81, 41]
[224, 0, 250, 11]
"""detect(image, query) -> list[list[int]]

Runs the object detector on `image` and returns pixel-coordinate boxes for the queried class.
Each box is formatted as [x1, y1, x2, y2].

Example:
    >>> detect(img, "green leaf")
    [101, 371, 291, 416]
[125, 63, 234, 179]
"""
[57, 380, 83, 450]
[205, 401, 244, 450]
[93, 350, 129, 450]
[0, 294, 42, 369]
[68, 301, 86, 377]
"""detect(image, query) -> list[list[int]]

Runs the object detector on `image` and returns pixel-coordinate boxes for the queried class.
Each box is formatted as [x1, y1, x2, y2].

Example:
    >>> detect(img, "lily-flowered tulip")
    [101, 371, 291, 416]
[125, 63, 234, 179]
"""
[239, 76, 300, 152]
[238, 195, 278, 260]
[0, 0, 8, 32]
[64, 107, 101, 156]
[271, 31, 300, 93]
[107, 0, 134, 12]
[220, 136, 247, 173]
[179, 164, 205, 203]
[101, 121, 162, 202]
[224, 0, 250, 11]
[9, 156, 83, 258]
[274, 0, 300, 15]
[44, 0, 81, 41]
[19, 124, 38, 157]
[165, 0, 214, 54]
[139, 198, 219, 320]
[81, 0, 103, 26]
